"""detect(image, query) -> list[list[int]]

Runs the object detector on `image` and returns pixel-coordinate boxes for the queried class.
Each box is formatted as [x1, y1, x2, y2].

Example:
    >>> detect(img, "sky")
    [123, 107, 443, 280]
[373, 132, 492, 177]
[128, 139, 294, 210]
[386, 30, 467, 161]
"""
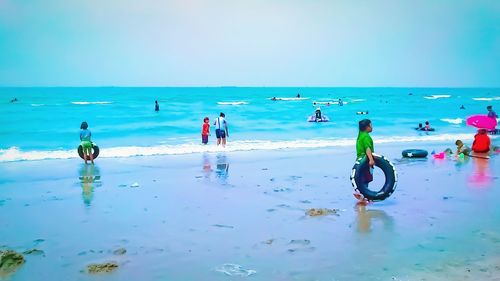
[0, 0, 499, 87]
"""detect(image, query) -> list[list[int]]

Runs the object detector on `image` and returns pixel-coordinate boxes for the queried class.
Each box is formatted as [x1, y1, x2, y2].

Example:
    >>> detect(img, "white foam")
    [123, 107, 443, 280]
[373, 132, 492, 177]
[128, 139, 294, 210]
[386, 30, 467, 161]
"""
[217, 101, 249, 105]
[0, 134, 475, 163]
[440, 118, 463, 125]
[423, 95, 451, 100]
[472, 97, 500, 101]
[313, 101, 348, 105]
[30, 104, 45, 107]
[270, 97, 310, 101]
[350, 99, 365, 102]
[71, 101, 112, 105]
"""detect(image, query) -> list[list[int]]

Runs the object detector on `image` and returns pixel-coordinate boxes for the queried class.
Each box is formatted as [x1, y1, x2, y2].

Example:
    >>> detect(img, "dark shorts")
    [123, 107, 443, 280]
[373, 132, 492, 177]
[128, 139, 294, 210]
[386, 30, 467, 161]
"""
[215, 129, 225, 139]
[202, 134, 208, 144]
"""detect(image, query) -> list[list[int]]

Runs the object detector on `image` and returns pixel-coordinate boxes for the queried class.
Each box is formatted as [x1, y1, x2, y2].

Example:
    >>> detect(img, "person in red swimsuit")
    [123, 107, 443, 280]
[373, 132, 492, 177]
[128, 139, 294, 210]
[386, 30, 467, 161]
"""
[201, 117, 210, 144]
[472, 129, 490, 153]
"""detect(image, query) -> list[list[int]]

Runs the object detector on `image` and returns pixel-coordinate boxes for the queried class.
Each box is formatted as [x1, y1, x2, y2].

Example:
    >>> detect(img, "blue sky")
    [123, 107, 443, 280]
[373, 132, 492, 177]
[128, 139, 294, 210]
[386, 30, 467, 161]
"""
[0, 0, 499, 87]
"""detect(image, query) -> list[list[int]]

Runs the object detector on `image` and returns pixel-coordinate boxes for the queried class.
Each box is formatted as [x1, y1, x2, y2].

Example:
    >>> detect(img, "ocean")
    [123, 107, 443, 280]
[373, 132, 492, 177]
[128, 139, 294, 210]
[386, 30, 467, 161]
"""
[1, 87, 498, 162]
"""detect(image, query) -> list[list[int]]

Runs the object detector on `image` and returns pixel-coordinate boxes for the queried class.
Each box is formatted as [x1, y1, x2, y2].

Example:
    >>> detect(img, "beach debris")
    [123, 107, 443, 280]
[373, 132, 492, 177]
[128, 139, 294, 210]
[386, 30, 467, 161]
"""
[289, 239, 311, 246]
[306, 208, 339, 217]
[215, 263, 256, 277]
[212, 224, 234, 229]
[287, 247, 316, 253]
[273, 187, 292, 193]
[262, 239, 274, 245]
[23, 249, 45, 256]
[0, 250, 25, 276]
[130, 182, 140, 188]
[112, 248, 127, 255]
[86, 261, 119, 274]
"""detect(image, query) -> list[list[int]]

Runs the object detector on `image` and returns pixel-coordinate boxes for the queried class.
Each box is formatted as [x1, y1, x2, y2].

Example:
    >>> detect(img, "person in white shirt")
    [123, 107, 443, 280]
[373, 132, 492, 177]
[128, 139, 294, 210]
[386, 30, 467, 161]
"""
[213, 112, 229, 147]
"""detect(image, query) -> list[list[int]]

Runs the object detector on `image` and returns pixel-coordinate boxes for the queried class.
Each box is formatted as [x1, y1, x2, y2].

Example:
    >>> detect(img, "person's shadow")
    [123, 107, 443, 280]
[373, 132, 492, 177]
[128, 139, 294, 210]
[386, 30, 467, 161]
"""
[355, 204, 394, 234]
[79, 164, 101, 206]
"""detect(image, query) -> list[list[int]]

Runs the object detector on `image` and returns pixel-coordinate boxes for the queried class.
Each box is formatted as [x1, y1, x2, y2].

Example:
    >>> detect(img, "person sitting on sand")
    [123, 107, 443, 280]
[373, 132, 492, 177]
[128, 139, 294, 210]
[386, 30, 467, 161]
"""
[455, 140, 470, 156]
[472, 129, 491, 153]
[80, 121, 94, 165]
[354, 119, 375, 204]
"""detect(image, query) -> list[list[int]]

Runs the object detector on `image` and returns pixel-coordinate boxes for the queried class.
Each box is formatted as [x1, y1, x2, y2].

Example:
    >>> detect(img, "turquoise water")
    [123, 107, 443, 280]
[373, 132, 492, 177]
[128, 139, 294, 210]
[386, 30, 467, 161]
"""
[1, 87, 498, 161]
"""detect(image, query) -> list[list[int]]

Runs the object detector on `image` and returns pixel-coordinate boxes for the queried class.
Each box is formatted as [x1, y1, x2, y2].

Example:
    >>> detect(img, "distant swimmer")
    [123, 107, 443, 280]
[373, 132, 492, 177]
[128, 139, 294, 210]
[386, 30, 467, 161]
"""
[356, 111, 369, 115]
[417, 123, 423, 130]
[155, 100, 159, 111]
[315, 107, 322, 120]
[297, 93, 301, 98]
[424, 121, 432, 131]
[338, 98, 344, 106]
[10, 98, 18, 103]
[460, 105, 465, 110]
[271, 97, 277, 101]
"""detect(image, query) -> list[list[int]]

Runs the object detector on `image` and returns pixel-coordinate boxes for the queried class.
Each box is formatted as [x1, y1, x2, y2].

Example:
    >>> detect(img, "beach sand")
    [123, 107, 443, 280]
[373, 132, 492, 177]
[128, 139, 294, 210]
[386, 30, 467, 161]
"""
[0, 143, 499, 281]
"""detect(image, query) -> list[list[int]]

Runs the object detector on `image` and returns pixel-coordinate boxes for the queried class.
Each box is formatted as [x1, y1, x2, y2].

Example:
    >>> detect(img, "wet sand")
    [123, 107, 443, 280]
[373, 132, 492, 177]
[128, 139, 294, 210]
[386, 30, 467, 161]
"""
[0, 143, 499, 281]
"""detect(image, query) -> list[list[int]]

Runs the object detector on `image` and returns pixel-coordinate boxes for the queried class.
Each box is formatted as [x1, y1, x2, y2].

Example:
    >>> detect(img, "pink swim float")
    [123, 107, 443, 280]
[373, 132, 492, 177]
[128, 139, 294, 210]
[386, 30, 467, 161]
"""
[466, 115, 497, 130]
[433, 152, 445, 159]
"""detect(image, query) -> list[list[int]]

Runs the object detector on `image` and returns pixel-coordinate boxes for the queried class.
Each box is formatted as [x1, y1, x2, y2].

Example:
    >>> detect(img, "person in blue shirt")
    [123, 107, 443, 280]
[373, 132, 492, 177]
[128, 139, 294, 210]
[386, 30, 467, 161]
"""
[80, 121, 94, 165]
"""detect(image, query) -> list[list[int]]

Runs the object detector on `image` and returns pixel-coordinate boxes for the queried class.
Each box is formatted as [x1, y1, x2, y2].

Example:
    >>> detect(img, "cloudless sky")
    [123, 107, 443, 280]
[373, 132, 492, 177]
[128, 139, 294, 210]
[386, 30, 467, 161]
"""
[0, 0, 499, 87]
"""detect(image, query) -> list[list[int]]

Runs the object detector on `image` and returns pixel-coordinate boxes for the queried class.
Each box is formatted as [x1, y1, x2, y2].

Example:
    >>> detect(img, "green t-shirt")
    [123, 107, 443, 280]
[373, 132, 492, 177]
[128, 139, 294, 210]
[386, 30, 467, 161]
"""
[356, 131, 374, 160]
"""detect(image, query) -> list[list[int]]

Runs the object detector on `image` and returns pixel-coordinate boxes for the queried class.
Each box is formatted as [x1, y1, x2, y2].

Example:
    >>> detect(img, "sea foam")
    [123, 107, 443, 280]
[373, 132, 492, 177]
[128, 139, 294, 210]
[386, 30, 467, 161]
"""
[0, 134, 475, 162]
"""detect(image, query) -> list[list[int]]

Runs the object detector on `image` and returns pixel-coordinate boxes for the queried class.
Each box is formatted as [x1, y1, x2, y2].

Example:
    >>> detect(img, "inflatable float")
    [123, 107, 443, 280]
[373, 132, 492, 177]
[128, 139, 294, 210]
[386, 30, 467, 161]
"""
[270, 97, 309, 101]
[415, 128, 435, 131]
[78, 142, 100, 160]
[307, 115, 329, 122]
[356, 111, 369, 115]
[402, 149, 428, 158]
[350, 154, 397, 201]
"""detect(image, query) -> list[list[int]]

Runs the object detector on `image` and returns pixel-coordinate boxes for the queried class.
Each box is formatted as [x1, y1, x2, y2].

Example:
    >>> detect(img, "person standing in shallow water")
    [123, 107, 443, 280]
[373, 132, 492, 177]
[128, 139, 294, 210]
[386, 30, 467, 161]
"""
[80, 121, 94, 165]
[214, 112, 229, 147]
[155, 100, 160, 112]
[354, 119, 375, 204]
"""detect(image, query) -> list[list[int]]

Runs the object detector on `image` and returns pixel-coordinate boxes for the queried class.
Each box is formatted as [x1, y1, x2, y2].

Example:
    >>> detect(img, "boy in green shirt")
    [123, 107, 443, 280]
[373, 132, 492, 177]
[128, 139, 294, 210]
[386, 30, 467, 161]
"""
[354, 119, 374, 204]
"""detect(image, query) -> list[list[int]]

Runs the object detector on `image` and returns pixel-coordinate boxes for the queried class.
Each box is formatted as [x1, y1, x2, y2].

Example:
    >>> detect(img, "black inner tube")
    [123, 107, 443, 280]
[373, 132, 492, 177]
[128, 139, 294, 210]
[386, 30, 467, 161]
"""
[350, 154, 397, 202]
[78, 143, 100, 160]
[402, 149, 428, 158]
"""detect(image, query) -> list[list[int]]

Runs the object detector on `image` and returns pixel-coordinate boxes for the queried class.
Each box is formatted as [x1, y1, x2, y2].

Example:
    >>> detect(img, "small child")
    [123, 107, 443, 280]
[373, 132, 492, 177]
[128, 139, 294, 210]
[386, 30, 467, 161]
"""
[455, 140, 470, 156]
[424, 121, 431, 131]
[80, 121, 94, 165]
[202, 117, 210, 144]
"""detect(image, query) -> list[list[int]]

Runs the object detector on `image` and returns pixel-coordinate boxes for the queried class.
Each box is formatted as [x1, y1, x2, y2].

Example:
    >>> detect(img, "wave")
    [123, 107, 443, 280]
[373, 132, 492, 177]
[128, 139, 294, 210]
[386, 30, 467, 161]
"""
[30, 104, 45, 107]
[472, 97, 500, 101]
[217, 101, 249, 105]
[440, 118, 463, 125]
[270, 97, 310, 101]
[71, 101, 112, 105]
[423, 95, 451, 100]
[313, 101, 349, 105]
[0, 134, 474, 162]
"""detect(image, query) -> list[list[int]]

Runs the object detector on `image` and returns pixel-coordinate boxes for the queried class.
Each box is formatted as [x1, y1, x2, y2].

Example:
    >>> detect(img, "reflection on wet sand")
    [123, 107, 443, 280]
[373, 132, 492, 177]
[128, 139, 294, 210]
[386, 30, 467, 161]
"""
[202, 153, 212, 180]
[79, 165, 101, 206]
[215, 154, 229, 181]
[468, 156, 492, 188]
[355, 204, 394, 233]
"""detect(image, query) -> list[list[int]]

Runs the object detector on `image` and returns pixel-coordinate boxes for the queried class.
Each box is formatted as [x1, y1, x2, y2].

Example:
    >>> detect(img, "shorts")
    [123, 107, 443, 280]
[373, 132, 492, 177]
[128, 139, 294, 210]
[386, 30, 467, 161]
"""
[81, 141, 92, 154]
[215, 129, 225, 139]
[202, 134, 208, 144]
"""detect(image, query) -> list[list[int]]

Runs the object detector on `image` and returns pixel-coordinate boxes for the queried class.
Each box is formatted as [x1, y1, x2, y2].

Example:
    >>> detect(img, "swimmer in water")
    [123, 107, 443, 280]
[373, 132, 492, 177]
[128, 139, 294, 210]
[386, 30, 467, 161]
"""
[297, 93, 300, 98]
[271, 97, 277, 101]
[155, 100, 159, 111]
[460, 105, 465, 110]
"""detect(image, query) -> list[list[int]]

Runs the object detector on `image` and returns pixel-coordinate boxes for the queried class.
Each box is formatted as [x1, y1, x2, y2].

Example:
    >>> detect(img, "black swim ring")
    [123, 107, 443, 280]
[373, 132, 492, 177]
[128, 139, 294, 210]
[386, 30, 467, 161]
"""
[78, 142, 100, 160]
[402, 149, 428, 158]
[350, 154, 397, 202]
